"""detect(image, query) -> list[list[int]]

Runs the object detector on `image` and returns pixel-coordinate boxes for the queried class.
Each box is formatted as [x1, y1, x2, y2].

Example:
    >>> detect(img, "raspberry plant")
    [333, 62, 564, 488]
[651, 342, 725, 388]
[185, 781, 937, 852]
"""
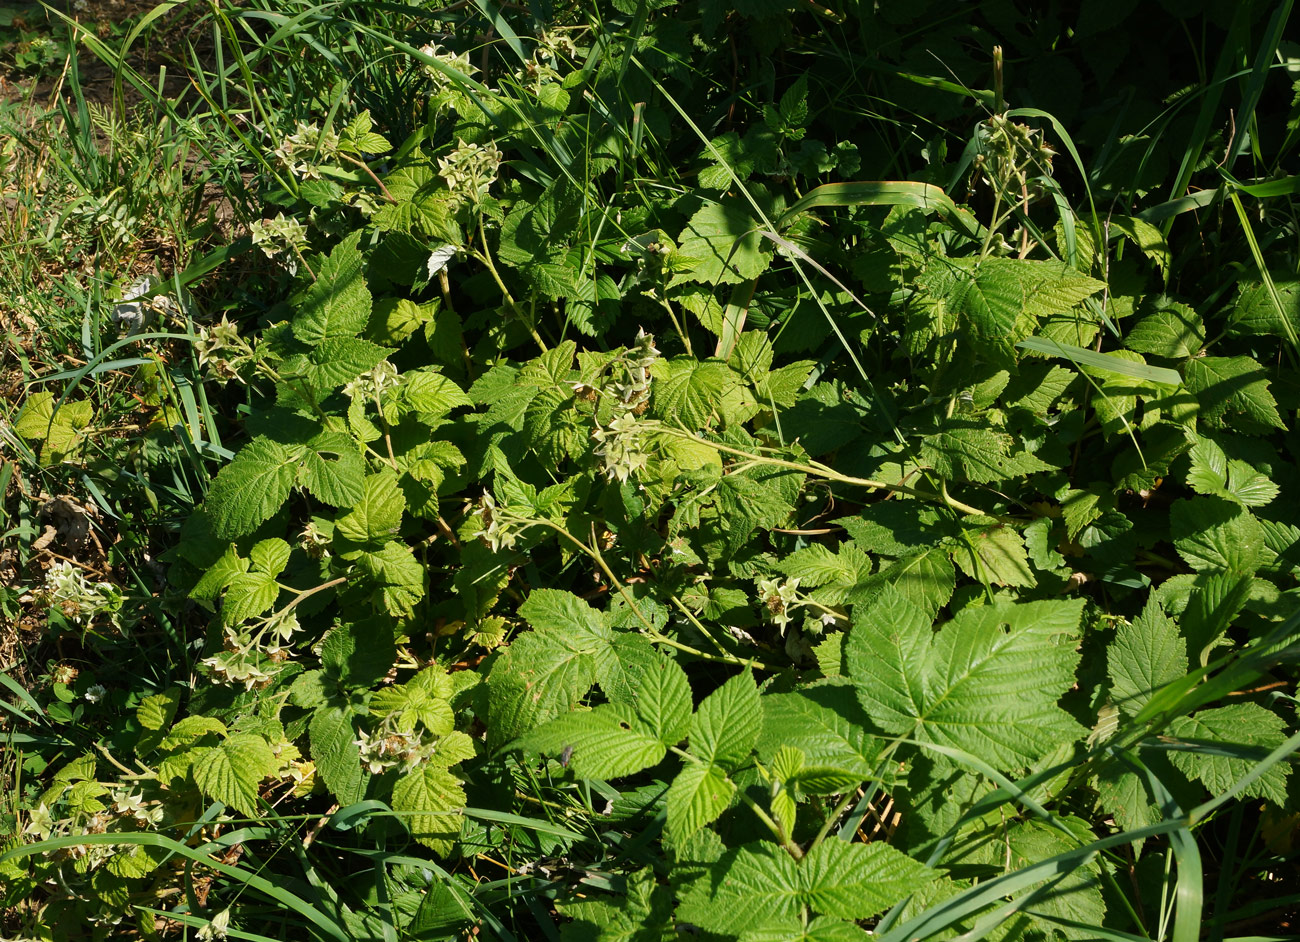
[3, 1, 1300, 940]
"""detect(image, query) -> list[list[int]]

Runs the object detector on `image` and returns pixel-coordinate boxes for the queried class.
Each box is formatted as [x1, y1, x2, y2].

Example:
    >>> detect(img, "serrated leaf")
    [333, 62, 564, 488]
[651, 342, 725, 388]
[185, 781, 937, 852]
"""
[1170, 497, 1264, 574]
[942, 258, 1104, 351]
[159, 715, 227, 751]
[298, 430, 367, 507]
[299, 336, 392, 392]
[758, 686, 879, 784]
[652, 358, 740, 428]
[953, 521, 1035, 588]
[690, 671, 762, 769]
[205, 437, 297, 539]
[351, 541, 425, 615]
[248, 538, 291, 576]
[921, 422, 1014, 483]
[137, 690, 181, 732]
[292, 231, 372, 344]
[310, 705, 365, 805]
[1169, 704, 1290, 805]
[191, 544, 249, 601]
[1124, 300, 1204, 358]
[1183, 356, 1285, 431]
[221, 570, 280, 625]
[671, 201, 770, 286]
[337, 470, 405, 544]
[399, 370, 472, 418]
[847, 586, 1085, 769]
[777, 543, 872, 604]
[517, 703, 668, 778]
[191, 733, 277, 817]
[486, 591, 609, 747]
[1108, 600, 1187, 717]
[677, 840, 935, 936]
[392, 764, 466, 855]
[666, 762, 735, 845]
[1186, 437, 1279, 508]
[863, 546, 956, 619]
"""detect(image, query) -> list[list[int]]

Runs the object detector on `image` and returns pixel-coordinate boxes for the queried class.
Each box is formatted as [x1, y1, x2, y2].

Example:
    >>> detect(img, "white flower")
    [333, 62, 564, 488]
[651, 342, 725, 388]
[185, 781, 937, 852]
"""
[112, 790, 145, 816]
[23, 803, 54, 839]
[84, 684, 107, 703]
[197, 908, 232, 941]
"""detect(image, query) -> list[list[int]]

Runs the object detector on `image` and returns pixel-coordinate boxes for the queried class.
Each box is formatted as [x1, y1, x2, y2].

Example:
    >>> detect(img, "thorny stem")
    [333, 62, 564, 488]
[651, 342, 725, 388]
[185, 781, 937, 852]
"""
[806, 789, 860, 853]
[669, 747, 801, 858]
[525, 519, 773, 671]
[653, 423, 1002, 520]
[338, 152, 397, 204]
[474, 216, 548, 352]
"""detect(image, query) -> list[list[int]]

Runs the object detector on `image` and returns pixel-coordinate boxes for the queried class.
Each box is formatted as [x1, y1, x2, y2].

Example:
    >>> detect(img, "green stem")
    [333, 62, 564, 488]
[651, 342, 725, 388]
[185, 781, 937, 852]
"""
[653, 423, 1000, 519]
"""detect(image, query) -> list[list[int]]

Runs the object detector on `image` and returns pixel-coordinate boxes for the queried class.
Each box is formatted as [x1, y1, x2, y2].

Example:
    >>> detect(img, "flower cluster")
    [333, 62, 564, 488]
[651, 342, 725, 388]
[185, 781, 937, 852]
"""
[195, 315, 256, 382]
[590, 329, 660, 483]
[475, 491, 522, 553]
[273, 120, 340, 180]
[592, 412, 650, 484]
[438, 139, 502, 207]
[758, 576, 801, 631]
[343, 360, 401, 402]
[200, 610, 300, 691]
[355, 720, 445, 775]
[972, 113, 1057, 203]
[42, 561, 123, 628]
[249, 212, 310, 272]
[418, 43, 477, 98]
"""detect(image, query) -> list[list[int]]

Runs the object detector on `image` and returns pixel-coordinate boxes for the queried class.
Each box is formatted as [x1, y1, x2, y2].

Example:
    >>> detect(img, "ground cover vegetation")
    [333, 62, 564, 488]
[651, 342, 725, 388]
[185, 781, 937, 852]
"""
[3, 0, 1300, 938]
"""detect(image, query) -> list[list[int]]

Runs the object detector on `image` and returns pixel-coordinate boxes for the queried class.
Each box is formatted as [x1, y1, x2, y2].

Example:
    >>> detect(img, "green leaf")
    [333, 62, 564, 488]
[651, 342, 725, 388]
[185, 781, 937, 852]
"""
[137, 690, 182, 732]
[776, 543, 873, 604]
[391, 764, 466, 855]
[1108, 600, 1187, 717]
[517, 703, 668, 779]
[300, 337, 391, 392]
[398, 369, 473, 418]
[847, 586, 1085, 769]
[690, 671, 762, 770]
[205, 437, 298, 539]
[666, 762, 735, 846]
[940, 258, 1104, 352]
[1183, 356, 1286, 431]
[1124, 300, 1204, 358]
[310, 705, 365, 806]
[1186, 437, 1279, 508]
[486, 591, 609, 747]
[652, 358, 740, 428]
[221, 570, 280, 625]
[921, 422, 1015, 484]
[671, 201, 770, 286]
[1170, 497, 1265, 574]
[758, 687, 879, 784]
[337, 470, 406, 544]
[292, 231, 372, 344]
[1169, 704, 1290, 805]
[191, 733, 278, 817]
[350, 541, 425, 616]
[622, 650, 692, 746]
[248, 538, 290, 576]
[12, 391, 94, 461]
[953, 521, 1035, 588]
[863, 546, 956, 619]
[677, 840, 935, 935]
[1230, 275, 1300, 340]
[298, 430, 367, 508]
[190, 544, 248, 601]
